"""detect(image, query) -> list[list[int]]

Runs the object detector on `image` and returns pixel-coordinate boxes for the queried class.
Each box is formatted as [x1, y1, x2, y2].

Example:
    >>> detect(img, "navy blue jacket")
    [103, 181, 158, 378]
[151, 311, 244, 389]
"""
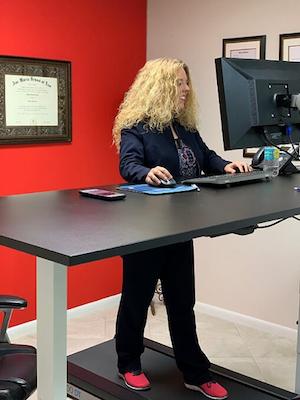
[119, 121, 230, 183]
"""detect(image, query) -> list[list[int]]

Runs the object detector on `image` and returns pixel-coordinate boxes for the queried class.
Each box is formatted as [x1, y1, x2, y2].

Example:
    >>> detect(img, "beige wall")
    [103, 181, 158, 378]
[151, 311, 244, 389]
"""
[147, 0, 300, 328]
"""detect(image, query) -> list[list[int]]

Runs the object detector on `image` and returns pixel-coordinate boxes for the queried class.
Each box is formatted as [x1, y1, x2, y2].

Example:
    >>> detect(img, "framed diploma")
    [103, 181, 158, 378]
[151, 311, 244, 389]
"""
[222, 35, 266, 60]
[0, 55, 71, 144]
[279, 32, 300, 62]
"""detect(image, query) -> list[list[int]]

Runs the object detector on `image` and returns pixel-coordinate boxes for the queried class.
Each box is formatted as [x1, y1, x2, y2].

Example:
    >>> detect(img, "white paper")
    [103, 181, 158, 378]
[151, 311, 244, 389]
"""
[5, 74, 58, 126]
[229, 47, 257, 59]
[288, 45, 300, 62]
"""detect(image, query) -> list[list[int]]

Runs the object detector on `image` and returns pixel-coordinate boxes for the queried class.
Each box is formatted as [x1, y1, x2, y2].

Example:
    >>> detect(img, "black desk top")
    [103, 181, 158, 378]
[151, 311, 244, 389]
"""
[1, 175, 300, 266]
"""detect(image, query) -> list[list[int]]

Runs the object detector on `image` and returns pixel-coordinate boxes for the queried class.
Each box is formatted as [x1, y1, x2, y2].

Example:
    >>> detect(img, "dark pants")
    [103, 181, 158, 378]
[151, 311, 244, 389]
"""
[115, 240, 211, 385]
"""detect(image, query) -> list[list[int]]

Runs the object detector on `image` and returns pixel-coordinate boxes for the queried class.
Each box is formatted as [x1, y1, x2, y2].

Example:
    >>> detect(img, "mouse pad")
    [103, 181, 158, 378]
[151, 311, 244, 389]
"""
[119, 184, 199, 195]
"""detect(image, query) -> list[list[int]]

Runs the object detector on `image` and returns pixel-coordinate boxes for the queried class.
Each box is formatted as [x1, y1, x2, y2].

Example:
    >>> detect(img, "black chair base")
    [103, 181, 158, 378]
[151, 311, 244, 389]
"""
[0, 382, 25, 400]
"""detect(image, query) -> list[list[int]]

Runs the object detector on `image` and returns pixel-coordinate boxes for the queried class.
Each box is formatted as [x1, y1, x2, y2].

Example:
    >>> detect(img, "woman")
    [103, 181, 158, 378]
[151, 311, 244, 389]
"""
[113, 58, 250, 399]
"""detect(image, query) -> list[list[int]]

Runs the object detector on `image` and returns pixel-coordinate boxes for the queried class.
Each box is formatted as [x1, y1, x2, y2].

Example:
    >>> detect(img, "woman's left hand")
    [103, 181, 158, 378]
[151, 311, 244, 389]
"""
[224, 161, 252, 174]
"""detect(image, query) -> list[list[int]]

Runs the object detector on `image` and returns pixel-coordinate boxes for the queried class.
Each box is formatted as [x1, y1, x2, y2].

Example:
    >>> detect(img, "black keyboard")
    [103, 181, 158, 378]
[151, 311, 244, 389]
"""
[182, 170, 272, 186]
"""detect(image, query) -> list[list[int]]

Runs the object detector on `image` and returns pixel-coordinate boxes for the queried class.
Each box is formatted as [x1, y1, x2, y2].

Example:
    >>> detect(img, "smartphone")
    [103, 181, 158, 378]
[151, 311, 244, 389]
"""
[79, 188, 126, 201]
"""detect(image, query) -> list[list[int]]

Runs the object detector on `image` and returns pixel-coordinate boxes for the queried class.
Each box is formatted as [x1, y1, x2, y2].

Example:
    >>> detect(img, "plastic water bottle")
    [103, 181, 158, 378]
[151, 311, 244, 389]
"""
[263, 146, 280, 177]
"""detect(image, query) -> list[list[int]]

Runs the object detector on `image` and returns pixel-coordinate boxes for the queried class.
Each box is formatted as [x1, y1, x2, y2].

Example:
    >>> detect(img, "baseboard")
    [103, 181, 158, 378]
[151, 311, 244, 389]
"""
[7, 293, 121, 341]
[8, 296, 297, 342]
[195, 302, 297, 340]
[66, 293, 121, 320]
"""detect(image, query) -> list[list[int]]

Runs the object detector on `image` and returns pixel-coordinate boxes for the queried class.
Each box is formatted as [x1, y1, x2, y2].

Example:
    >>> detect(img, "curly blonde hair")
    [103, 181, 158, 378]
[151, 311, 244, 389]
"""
[112, 58, 199, 151]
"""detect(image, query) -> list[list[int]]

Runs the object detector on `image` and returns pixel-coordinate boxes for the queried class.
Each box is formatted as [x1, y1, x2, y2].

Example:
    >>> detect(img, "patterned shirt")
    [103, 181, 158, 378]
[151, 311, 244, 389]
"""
[175, 138, 198, 179]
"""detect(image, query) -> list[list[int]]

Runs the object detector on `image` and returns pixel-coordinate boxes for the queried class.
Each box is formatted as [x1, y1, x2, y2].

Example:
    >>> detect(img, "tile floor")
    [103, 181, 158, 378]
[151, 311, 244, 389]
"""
[21, 299, 297, 399]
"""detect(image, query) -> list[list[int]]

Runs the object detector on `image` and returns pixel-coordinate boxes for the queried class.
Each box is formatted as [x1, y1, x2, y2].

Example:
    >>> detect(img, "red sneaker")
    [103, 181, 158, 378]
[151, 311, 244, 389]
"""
[185, 381, 228, 399]
[119, 370, 151, 391]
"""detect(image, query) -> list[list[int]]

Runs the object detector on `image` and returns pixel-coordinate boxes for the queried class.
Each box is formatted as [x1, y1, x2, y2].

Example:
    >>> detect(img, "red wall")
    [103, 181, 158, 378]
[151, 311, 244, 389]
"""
[0, 0, 146, 326]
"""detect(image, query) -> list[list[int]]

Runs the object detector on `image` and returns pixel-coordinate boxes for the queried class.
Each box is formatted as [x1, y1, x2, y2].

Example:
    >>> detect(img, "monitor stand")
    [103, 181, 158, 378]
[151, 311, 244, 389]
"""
[67, 338, 297, 400]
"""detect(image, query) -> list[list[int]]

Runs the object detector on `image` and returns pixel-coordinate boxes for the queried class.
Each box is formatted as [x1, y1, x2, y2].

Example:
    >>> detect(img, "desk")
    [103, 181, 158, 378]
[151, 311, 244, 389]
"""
[1, 175, 300, 399]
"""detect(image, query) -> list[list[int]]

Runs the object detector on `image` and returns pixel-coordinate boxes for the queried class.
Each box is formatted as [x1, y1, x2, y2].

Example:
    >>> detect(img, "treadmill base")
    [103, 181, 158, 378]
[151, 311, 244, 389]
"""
[67, 338, 297, 400]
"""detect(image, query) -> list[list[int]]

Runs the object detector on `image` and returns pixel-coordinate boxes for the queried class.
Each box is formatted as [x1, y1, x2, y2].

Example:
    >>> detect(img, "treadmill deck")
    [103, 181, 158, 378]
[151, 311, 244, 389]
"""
[67, 339, 297, 400]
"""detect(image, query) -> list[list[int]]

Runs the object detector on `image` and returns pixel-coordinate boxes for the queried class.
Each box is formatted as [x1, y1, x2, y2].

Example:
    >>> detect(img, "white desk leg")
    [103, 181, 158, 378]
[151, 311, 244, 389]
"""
[37, 257, 67, 400]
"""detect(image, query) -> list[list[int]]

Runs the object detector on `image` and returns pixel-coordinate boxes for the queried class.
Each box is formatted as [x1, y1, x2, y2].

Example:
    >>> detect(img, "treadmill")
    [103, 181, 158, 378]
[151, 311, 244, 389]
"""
[67, 338, 298, 400]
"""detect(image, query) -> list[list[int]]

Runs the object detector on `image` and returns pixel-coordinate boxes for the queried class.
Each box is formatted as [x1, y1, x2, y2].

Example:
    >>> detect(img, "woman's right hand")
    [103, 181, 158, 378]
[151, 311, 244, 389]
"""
[145, 166, 173, 186]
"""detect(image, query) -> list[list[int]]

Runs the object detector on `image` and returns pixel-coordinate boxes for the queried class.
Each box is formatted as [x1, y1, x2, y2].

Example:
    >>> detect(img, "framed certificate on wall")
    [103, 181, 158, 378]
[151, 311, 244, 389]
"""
[223, 35, 266, 60]
[0, 55, 71, 145]
[280, 32, 300, 62]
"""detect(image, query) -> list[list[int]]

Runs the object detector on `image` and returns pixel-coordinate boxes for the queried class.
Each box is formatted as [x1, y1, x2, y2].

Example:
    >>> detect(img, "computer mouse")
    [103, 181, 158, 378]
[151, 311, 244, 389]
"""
[158, 178, 177, 188]
[251, 147, 264, 168]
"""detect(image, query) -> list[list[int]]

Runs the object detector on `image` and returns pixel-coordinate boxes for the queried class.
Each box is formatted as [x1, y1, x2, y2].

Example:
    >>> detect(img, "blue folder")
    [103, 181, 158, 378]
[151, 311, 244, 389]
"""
[119, 184, 199, 195]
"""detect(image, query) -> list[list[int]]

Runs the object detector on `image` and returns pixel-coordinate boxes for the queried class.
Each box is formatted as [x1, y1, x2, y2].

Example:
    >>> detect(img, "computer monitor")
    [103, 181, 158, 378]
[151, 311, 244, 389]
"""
[215, 57, 300, 151]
